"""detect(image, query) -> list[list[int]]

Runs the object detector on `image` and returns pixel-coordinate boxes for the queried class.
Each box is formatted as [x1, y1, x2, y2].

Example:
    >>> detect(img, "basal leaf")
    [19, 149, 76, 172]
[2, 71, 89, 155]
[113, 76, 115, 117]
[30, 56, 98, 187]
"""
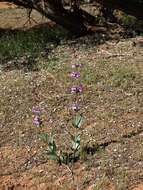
[72, 115, 84, 129]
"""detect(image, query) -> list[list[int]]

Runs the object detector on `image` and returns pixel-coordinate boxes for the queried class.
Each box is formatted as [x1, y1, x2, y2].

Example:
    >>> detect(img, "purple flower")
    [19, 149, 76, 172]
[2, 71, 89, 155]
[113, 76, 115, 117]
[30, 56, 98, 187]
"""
[70, 84, 83, 93]
[70, 72, 80, 78]
[32, 106, 41, 114]
[70, 87, 78, 93]
[71, 104, 80, 111]
[77, 84, 83, 93]
[33, 115, 42, 127]
[71, 63, 83, 68]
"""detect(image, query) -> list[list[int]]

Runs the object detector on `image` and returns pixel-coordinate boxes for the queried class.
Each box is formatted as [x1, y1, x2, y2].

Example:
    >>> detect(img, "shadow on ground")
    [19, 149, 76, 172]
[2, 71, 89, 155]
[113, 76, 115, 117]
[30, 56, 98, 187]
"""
[1, 10, 143, 73]
[0, 22, 69, 72]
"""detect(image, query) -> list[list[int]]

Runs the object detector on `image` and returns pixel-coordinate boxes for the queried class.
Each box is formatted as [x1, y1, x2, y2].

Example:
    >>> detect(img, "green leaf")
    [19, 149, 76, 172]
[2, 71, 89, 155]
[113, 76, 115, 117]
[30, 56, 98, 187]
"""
[48, 133, 57, 153]
[48, 136, 57, 153]
[59, 154, 64, 163]
[72, 134, 80, 150]
[59, 152, 67, 163]
[72, 115, 84, 129]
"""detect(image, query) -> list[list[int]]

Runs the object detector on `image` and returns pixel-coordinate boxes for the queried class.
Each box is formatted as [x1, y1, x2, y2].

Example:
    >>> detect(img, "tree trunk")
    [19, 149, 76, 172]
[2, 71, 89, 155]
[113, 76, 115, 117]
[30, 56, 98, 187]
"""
[0, 0, 95, 36]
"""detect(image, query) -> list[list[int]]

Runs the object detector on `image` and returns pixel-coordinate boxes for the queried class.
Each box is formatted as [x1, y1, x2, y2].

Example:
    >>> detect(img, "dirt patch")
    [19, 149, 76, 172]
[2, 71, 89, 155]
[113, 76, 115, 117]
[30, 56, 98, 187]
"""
[0, 7, 49, 30]
[132, 184, 143, 190]
[0, 2, 16, 9]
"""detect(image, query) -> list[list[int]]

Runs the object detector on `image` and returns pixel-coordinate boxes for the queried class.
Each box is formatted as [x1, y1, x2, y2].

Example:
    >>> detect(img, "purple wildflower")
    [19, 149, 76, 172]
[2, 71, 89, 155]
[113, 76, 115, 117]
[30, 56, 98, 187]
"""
[71, 63, 83, 68]
[70, 87, 78, 93]
[33, 115, 42, 127]
[77, 84, 83, 93]
[70, 84, 83, 93]
[70, 72, 80, 78]
[32, 106, 41, 114]
[71, 104, 80, 111]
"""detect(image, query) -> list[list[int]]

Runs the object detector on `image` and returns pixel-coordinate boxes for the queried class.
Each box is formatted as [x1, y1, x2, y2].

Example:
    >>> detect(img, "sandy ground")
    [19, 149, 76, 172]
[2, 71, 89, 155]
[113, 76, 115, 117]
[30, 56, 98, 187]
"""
[0, 2, 16, 9]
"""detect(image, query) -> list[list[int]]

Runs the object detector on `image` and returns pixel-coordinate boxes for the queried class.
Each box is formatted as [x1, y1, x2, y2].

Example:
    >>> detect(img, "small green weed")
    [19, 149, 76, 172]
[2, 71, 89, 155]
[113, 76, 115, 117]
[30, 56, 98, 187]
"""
[0, 27, 67, 62]
[121, 15, 137, 28]
[40, 115, 84, 165]
[119, 13, 143, 32]
[107, 67, 137, 88]
[41, 54, 60, 71]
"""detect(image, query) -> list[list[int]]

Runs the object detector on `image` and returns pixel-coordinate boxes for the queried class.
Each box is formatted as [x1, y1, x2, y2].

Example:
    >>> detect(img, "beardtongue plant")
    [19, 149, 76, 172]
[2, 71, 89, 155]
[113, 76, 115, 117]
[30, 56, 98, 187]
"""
[69, 63, 85, 161]
[34, 62, 85, 165]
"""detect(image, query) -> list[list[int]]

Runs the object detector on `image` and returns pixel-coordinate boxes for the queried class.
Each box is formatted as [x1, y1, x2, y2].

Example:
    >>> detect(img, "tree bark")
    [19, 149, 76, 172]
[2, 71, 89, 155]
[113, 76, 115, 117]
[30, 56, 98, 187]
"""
[0, 0, 95, 36]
